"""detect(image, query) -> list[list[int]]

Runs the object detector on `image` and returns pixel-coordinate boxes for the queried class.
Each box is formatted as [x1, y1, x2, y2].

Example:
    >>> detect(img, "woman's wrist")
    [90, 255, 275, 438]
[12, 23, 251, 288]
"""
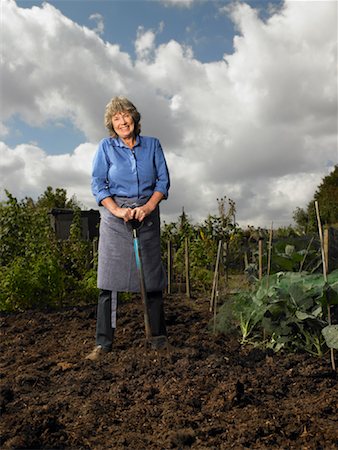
[101, 197, 119, 215]
[145, 202, 156, 214]
[146, 192, 164, 213]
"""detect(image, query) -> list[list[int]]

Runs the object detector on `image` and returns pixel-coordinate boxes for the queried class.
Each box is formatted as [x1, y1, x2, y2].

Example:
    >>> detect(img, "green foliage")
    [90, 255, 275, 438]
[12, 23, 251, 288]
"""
[293, 165, 338, 232]
[270, 238, 321, 273]
[0, 254, 64, 311]
[215, 270, 338, 355]
[36, 186, 82, 210]
[322, 325, 338, 350]
[162, 197, 240, 293]
[1, 178, 336, 353]
[293, 207, 310, 234]
[0, 188, 95, 311]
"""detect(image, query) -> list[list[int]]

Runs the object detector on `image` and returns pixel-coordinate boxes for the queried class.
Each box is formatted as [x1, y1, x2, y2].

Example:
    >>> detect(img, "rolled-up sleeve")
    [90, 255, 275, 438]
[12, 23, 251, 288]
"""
[91, 140, 111, 205]
[154, 140, 170, 199]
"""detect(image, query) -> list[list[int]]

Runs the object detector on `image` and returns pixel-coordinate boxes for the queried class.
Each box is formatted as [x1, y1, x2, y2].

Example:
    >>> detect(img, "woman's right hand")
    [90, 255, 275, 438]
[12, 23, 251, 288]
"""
[113, 207, 134, 222]
[101, 197, 134, 222]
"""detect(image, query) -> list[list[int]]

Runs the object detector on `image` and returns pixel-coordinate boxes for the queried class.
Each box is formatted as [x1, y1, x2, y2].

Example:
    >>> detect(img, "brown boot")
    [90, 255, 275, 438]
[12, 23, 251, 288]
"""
[150, 335, 169, 350]
[85, 345, 109, 361]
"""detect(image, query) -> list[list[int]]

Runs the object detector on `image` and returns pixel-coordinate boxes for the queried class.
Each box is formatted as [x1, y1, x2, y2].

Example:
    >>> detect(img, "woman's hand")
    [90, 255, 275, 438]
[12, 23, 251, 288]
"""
[101, 192, 164, 223]
[132, 192, 164, 222]
[132, 204, 152, 222]
[113, 207, 135, 222]
[101, 197, 134, 222]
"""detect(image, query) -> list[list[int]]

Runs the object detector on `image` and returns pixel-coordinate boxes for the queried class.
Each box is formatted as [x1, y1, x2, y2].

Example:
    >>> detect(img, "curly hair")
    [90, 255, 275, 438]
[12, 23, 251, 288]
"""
[104, 96, 141, 138]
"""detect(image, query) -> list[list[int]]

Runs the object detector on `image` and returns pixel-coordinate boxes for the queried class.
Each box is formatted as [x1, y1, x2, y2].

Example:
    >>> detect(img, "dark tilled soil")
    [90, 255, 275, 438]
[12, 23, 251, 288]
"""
[1, 294, 337, 450]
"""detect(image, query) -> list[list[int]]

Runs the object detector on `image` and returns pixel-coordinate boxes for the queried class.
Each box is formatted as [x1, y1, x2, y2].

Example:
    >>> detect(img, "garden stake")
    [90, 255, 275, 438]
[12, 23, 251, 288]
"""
[266, 222, 273, 290]
[315, 201, 336, 372]
[298, 236, 314, 273]
[185, 237, 191, 299]
[258, 238, 263, 280]
[167, 240, 172, 294]
[130, 220, 152, 342]
[213, 269, 220, 334]
[210, 240, 222, 312]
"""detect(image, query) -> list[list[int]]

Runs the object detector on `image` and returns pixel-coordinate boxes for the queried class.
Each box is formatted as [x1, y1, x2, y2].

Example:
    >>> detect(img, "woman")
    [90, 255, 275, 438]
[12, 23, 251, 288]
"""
[86, 96, 170, 361]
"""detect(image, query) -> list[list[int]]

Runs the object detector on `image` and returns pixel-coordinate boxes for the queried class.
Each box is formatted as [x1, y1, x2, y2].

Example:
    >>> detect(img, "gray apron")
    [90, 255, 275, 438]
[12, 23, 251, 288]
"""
[97, 196, 166, 292]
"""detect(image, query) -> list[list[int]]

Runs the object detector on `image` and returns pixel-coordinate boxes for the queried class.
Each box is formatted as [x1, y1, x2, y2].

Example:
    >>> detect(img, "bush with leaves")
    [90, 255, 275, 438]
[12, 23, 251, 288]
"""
[0, 188, 97, 311]
[214, 270, 338, 355]
[161, 197, 242, 293]
[293, 165, 338, 233]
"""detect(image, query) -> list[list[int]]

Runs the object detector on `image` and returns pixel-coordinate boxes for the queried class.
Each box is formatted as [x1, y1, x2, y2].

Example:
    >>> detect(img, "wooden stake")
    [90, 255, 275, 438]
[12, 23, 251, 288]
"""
[324, 228, 329, 274]
[210, 240, 222, 312]
[315, 201, 335, 372]
[258, 238, 263, 280]
[167, 240, 172, 294]
[244, 252, 249, 270]
[266, 222, 273, 289]
[185, 237, 191, 299]
[315, 202, 328, 282]
[213, 270, 220, 334]
[226, 241, 230, 283]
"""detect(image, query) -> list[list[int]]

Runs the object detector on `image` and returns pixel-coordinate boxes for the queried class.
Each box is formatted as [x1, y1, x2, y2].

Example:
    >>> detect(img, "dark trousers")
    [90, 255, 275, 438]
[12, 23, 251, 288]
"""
[96, 289, 167, 351]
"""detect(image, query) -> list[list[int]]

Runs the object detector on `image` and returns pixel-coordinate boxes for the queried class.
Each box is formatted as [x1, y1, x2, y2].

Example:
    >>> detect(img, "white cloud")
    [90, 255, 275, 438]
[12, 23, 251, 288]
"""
[0, 141, 98, 208]
[1, 0, 337, 227]
[89, 13, 104, 35]
[1, 0, 132, 140]
[135, 26, 156, 60]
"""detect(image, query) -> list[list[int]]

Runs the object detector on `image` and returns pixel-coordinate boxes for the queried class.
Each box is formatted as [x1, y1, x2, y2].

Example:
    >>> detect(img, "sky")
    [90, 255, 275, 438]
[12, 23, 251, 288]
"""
[0, 0, 337, 228]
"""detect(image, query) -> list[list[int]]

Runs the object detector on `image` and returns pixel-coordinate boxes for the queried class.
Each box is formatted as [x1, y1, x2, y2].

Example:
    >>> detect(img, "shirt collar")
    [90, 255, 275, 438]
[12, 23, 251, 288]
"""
[114, 135, 141, 148]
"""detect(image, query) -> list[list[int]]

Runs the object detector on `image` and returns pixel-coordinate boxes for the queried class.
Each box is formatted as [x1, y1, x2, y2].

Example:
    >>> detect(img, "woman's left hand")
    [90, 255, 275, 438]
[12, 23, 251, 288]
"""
[130, 192, 163, 222]
[132, 204, 152, 222]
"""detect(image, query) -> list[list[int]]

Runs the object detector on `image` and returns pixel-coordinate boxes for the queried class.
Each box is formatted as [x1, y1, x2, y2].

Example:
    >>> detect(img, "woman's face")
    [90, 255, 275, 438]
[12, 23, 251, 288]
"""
[111, 111, 135, 141]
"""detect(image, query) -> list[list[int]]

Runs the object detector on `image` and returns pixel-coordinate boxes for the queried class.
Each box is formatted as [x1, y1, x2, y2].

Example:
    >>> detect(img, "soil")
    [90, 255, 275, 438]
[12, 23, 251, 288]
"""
[1, 293, 337, 450]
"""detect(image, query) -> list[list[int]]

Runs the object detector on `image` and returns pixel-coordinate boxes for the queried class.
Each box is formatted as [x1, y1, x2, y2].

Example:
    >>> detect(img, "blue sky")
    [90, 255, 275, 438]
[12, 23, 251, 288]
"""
[1, 0, 337, 226]
[16, 0, 238, 61]
[16, 1, 283, 62]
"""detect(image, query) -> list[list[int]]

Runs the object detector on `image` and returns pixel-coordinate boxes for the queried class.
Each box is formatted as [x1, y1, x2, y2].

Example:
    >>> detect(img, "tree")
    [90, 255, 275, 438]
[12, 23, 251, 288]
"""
[293, 166, 338, 232]
[311, 165, 338, 228]
[36, 186, 81, 210]
[293, 206, 310, 234]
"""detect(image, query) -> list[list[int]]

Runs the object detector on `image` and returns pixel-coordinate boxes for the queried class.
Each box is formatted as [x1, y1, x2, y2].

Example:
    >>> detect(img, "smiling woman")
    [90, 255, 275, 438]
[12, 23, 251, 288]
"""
[87, 96, 171, 361]
[104, 97, 141, 139]
[111, 112, 135, 142]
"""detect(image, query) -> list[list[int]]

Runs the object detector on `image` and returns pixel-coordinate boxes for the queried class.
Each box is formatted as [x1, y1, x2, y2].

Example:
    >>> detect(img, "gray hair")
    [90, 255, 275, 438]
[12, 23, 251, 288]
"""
[104, 96, 141, 138]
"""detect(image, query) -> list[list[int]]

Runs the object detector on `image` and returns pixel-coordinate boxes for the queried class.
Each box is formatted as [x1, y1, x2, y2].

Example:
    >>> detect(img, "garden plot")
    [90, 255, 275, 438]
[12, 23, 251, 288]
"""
[1, 293, 337, 449]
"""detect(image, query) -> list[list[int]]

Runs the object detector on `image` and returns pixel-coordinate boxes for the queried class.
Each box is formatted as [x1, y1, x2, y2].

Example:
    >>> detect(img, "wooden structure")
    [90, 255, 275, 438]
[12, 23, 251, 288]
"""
[49, 208, 100, 241]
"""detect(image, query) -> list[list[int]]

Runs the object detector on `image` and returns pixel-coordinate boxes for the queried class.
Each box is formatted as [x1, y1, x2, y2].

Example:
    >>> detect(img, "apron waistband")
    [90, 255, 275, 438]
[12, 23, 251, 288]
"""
[113, 196, 150, 208]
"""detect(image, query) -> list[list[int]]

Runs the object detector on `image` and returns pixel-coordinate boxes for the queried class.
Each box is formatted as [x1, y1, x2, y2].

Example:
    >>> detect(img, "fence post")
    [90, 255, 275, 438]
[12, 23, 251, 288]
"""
[324, 228, 329, 275]
[210, 240, 222, 312]
[185, 237, 191, 299]
[266, 223, 273, 289]
[224, 240, 229, 283]
[258, 238, 263, 280]
[315, 201, 335, 372]
[167, 240, 172, 294]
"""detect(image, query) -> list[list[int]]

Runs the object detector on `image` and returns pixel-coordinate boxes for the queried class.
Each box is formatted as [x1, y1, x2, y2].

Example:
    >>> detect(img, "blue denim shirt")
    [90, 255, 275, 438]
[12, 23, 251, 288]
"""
[91, 135, 170, 205]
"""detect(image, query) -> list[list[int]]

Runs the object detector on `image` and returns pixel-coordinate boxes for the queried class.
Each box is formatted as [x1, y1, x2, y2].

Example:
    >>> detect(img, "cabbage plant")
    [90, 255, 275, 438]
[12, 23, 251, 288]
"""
[215, 270, 338, 355]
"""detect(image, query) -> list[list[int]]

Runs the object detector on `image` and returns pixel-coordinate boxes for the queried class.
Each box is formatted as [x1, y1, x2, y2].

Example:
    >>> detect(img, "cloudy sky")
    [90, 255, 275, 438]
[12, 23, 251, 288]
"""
[1, 0, 337, 227]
